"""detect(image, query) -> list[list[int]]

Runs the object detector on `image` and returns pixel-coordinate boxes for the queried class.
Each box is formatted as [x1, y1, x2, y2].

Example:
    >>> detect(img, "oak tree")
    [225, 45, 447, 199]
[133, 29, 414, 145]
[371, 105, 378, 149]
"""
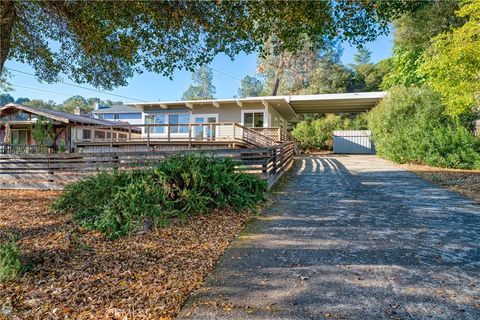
[1, 0, 423, 90]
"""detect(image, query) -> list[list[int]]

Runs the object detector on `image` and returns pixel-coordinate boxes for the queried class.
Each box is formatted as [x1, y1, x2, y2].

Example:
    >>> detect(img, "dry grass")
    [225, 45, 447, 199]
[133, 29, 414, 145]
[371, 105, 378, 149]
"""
[0, 190, 252, 319]
[402, 164, 480, 203]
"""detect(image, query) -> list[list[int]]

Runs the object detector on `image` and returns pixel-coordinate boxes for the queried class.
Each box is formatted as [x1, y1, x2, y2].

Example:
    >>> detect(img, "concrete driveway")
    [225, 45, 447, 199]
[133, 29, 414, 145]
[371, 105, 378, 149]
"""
[178, 155, 480, 319]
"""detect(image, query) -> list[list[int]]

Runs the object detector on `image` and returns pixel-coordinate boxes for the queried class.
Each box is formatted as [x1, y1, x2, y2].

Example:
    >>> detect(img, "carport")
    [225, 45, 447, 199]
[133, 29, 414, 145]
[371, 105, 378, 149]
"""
[271, 92, 385, 154]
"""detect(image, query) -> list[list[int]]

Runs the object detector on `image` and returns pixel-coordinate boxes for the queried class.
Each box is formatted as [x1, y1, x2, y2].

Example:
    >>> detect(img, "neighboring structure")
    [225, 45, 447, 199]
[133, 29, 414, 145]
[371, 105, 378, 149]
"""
[91, 104, 143, 125]
[0, 104, 140, 153]
[333, 130, 375, 154]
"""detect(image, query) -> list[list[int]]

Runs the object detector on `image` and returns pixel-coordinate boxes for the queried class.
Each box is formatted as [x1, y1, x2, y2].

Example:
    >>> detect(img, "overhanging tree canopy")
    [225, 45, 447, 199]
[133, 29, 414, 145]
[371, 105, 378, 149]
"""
[0, 0, 423, 90]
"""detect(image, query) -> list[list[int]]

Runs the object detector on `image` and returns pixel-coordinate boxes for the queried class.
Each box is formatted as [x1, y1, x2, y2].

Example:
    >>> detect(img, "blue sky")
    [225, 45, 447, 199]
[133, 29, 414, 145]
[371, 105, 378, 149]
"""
[3, 33, 393, 104]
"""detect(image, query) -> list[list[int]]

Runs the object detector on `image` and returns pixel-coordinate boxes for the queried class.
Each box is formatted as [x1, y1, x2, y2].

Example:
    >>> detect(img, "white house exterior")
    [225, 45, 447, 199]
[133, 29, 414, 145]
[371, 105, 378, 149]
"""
[126, 92, 386, 141]
[91, 105, 143, 125]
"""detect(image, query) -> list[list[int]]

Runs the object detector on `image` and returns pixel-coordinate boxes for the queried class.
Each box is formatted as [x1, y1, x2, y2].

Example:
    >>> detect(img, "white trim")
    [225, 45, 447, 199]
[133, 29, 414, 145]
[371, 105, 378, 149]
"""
[240, 109, 267, 128]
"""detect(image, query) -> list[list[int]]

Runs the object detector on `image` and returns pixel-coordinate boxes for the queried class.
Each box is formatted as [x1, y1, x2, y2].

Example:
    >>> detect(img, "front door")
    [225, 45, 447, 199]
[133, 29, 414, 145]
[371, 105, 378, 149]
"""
[192, 115, 218, 140]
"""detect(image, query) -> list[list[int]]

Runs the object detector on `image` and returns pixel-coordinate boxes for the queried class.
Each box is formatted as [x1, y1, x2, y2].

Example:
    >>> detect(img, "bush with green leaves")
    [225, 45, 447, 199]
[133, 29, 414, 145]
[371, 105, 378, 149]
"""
[368, 86, 480, 169]
[52, 154, 267, 239]
[0, 238, 22, 282]
[292, 113, 368, 151]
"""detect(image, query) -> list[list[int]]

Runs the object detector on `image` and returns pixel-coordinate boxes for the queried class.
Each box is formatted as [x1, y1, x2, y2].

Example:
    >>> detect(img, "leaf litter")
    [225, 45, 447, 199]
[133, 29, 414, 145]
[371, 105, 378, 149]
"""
[0, 190, 252, 319]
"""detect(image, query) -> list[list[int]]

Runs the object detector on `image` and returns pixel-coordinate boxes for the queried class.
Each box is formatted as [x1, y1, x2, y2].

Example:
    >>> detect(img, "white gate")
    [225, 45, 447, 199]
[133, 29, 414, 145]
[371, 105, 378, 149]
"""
[333, 130, 375, 154]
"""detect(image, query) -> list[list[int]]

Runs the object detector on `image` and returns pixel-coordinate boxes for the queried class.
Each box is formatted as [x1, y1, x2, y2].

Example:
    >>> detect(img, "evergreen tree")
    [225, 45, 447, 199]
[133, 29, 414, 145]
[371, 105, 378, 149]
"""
[181, 66, 216, 100]
[238, 76, 263, 98]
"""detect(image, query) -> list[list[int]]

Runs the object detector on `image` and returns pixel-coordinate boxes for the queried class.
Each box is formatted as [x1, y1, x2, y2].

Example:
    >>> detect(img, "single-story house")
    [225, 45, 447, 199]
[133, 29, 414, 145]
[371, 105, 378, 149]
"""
[125, 92, 386, 142]
[91, 104, 143, 125]
[0, 104, 140, 153]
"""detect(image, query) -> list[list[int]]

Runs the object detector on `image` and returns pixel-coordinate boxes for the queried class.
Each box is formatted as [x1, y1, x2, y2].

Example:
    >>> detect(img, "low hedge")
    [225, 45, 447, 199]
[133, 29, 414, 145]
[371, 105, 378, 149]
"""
[52, 154, 267, 239]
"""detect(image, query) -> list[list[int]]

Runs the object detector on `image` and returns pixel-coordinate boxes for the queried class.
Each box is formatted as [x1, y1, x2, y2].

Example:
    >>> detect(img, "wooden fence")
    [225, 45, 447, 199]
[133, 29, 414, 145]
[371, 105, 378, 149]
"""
[0, 142, 294, 190]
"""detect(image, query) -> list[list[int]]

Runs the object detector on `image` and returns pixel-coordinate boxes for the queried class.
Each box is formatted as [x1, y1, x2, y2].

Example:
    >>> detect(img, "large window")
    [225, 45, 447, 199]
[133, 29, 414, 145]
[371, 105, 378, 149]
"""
[11, 129, 28, 145]
[145, 114, 166, 134]
[168, 114, 190, 134]
[243, 112, 264, 128]
[145, 113, 190, 134]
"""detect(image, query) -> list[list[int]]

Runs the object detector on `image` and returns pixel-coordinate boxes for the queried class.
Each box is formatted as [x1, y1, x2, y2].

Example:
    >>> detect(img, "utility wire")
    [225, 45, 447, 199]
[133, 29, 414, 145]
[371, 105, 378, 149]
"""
[210, 67, 243, 82]
[5, 67, 146, 102]
[10, 83, 74, 97]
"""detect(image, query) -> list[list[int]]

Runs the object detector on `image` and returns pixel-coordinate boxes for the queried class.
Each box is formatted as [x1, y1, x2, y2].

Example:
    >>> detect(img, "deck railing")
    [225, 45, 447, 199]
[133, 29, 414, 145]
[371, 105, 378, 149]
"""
[73, 122, 280, 148]
[0, 142, 294, 190]
[0, 144, 56, 154]
[250, 127, 292, 142]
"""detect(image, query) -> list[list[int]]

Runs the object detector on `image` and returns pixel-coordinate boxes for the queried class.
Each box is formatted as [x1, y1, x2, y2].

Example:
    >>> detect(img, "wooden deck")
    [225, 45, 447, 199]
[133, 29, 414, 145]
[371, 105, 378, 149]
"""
[73, 122, 289, 151]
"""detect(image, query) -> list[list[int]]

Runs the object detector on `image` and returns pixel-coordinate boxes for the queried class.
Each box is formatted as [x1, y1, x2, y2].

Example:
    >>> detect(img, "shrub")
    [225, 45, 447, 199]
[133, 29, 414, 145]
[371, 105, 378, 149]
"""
[52, 154, 267, 239]
[292, 113, 367, 150]
[0, 238, 22, 282]
[368, 86, 480, 169]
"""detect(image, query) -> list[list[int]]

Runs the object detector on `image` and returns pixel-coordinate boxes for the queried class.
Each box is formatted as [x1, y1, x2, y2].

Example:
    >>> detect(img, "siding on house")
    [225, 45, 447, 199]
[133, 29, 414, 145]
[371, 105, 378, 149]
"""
[140, 103, 280, 140]
[100, 113, 143, 124]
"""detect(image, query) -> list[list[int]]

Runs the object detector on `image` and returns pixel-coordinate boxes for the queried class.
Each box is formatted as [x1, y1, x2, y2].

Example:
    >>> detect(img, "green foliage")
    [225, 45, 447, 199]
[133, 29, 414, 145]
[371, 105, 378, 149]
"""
[31, 116, 55, 146]
[368, 86, 480, 169]
[351, 48, 391, 92]
[24, 99, 57, 110]
[1, 1, 422, 89]
[238, 75, 263, 98]
[381, 48, 426, 89]
[181, 66, 216, 100]
[52, 154, 267, 239]
[420, 0, 480, 117]
[292, 113, 367, 151]
[58, 95, 91, 114]
[0, 238, 22, 282]
[382, 0, 463, 89]
[0, 93, 14, 106]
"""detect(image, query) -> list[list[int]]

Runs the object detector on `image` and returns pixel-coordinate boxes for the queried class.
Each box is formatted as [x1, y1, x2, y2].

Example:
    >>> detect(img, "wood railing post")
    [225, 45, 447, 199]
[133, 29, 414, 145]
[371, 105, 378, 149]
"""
[147, 124, 150, 147]
[167, 124, 171, 142]
[110, 126, 113, 147]
[128, 125, 132, 141]
[188, 123, 192, 147]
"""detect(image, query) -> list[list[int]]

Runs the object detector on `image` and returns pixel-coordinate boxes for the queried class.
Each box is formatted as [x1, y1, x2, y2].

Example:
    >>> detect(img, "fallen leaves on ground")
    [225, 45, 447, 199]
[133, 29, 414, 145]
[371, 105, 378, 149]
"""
[0, 190, 252, 319]
[402, 164, 480, 203]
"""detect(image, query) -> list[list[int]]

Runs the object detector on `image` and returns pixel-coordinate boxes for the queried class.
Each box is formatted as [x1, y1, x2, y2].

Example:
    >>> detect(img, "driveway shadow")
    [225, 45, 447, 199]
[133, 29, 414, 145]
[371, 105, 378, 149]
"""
[178, 155, 480, 320]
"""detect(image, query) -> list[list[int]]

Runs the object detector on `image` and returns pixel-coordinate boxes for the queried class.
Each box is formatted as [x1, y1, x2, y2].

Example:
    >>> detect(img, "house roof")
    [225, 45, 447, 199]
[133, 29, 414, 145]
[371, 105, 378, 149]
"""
[127, 92, 387, 123]
[0, 104, 134, 128]
[91, 105, 142, 114]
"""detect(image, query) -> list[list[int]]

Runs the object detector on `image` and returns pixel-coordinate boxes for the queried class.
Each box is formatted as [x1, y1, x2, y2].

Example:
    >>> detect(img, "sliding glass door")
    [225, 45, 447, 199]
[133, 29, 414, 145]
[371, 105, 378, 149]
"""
[192, 115, 218, 140]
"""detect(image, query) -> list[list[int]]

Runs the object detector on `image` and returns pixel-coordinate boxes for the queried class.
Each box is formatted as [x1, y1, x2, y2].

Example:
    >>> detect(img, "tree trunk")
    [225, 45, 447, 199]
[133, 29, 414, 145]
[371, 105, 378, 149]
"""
[0, 1, 16, 75]
[271, 52, 284, 96]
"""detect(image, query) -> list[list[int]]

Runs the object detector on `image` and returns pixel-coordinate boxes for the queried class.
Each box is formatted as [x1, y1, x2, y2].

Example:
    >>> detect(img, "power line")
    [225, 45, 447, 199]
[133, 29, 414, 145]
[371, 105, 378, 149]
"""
[210, 67, 243, 82]
[10, 83, 74, 97]
[5, 67, 146, 102]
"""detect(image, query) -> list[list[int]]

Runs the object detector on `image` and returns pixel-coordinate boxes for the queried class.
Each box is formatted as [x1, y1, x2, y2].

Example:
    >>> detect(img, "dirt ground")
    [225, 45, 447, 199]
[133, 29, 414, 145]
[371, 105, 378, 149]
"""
[0, 190, 252, 319]
[401, 164, 480, 203]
